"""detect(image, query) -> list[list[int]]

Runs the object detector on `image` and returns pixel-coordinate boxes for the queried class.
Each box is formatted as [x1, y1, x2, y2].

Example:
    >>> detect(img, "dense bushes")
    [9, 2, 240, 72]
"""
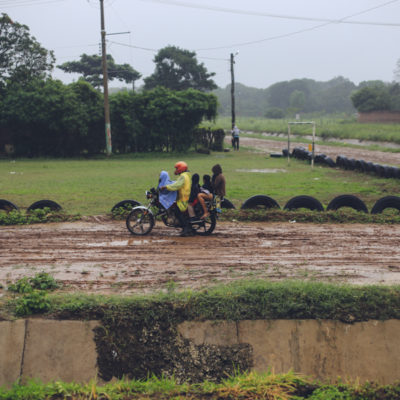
[0, 80, 218, 156]
[351, 82, 400, 112]
[193, 127, 225, 151]
[0, 79, 104, 156]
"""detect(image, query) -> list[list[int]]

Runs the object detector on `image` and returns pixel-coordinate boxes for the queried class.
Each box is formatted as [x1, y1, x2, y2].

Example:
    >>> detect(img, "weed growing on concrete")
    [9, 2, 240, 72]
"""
[0, 371, 400, 399]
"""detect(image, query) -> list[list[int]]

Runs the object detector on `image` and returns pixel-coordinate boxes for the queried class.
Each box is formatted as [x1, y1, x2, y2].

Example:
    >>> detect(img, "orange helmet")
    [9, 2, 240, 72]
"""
[174, 161, 188, 175]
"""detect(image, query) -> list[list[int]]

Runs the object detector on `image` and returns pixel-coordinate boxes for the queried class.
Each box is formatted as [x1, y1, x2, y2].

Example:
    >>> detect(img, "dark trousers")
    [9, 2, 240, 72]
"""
[232, 137, 239, 150]
[172, 204, 190, 230]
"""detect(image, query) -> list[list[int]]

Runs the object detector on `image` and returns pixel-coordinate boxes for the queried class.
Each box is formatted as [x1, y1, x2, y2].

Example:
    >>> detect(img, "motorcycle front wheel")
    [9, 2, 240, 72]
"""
[126, 208, 155, 235]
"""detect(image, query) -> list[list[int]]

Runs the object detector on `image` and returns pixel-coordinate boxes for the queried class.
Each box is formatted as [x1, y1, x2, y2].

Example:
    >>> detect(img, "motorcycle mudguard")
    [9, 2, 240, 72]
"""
[132, 205, 154, 217]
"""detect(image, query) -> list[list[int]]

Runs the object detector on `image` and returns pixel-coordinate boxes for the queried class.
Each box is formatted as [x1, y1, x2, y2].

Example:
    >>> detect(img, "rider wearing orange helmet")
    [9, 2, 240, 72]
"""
[160, 161, 193, 236]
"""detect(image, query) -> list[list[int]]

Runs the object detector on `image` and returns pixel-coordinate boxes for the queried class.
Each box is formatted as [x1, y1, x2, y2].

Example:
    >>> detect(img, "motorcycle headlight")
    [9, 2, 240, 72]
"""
[146, 191, 153, 199]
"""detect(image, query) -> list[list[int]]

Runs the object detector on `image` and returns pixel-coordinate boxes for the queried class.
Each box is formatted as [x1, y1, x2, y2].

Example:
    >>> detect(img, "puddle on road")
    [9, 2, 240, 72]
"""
[86, 239, 166, 247]
[260, 240, 273, 247]
[236, 168, 287, 173]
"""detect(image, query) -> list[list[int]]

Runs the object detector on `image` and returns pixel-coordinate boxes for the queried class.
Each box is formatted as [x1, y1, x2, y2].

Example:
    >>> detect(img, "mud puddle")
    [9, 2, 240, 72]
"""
[1, 220, 400, 294]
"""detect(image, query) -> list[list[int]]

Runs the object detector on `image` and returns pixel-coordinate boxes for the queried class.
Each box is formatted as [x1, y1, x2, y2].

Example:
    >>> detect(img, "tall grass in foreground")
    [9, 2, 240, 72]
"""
[204, 115, 400, 144]
[1, 371, 400, 399]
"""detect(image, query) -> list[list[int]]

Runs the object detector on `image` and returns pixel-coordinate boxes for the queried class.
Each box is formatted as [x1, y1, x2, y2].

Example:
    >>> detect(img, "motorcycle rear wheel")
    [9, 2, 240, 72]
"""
[191, 213, 216, 236]
[126, 208, 155, 235]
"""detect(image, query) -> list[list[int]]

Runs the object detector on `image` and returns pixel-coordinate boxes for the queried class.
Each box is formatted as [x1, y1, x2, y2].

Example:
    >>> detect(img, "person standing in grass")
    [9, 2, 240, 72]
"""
[231, 125, 240, 150]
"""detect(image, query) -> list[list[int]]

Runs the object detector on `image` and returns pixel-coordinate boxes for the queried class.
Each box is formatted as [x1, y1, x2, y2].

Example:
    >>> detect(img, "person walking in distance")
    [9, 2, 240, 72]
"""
[231, 125, 240, 150]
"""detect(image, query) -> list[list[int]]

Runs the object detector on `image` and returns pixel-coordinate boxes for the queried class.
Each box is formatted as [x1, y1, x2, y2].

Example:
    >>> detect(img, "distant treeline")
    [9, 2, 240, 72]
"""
[214, 76, 379, 117]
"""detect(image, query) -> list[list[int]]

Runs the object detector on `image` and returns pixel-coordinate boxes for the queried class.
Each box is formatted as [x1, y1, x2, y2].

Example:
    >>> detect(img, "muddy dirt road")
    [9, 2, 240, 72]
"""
[1, 220, 400, 294]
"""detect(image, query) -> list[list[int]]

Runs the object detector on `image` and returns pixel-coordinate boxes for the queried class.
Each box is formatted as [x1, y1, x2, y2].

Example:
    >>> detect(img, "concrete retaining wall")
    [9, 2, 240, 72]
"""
[0, 319, 99, 388]
[1, 318, 399, 387]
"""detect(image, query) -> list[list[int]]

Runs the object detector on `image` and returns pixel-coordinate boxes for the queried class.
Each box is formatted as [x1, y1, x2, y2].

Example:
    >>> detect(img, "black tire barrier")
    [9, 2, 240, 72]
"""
[284, 195, 324, 212]
[341, 156, 350, 169]
[346, 158, 357, 170]
[323, 156, 335, 168]
[282, 149, 289, 157]
[364, 161, 375, 173]
[326, 195, 368, 213]
[111, 199, 141, 213]
[336, 155, 346, 168]
[292, 147, 307, 160]
[0, 199, 19, 213]
[385, 166, 397, 179]
[241, 195, 280, 210]
[221, 198, 235, 209]
[314, 154, 326, 164]
[27, 200, 62, 212]
[355, 159, 367, 172]
[375, 164, 387, 178]
[371, 196, 400, 214]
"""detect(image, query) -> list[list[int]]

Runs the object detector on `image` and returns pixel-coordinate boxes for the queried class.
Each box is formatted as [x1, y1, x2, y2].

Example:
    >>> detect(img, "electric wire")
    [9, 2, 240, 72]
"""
[0, 0, 67, 7]
[142, 0, 400, 27]
[194, 0, 400, 51]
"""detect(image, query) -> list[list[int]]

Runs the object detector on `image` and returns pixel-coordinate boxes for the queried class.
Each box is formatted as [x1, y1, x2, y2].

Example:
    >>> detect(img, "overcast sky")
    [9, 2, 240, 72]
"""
[2, 0, 400, 89]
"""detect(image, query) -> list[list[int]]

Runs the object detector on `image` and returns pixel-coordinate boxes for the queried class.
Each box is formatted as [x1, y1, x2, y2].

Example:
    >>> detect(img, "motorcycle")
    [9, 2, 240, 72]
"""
[126, 187, 217, 236]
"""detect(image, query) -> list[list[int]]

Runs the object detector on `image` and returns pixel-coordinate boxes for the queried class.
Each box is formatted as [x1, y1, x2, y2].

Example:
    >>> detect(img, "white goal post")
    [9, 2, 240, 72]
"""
[287, 121, 316, 168]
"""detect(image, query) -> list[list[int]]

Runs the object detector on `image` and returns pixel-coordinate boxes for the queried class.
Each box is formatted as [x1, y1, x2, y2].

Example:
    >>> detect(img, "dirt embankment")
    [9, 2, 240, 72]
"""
[1, 220, 400, 294]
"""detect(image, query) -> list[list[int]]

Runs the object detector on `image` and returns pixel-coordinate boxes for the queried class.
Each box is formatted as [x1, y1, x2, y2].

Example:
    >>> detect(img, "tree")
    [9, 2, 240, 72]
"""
[144, 46, 217, 92]
[132, 87, 217, 151]
[265, 107, 285, 119]
[289, 90, 306, 111]
[0, 13, 55, 85]
[1, 78, 104, 156]
[351, 85, 391, 112]
[58, 54, 141, 89]
[394, 58, 400, 82]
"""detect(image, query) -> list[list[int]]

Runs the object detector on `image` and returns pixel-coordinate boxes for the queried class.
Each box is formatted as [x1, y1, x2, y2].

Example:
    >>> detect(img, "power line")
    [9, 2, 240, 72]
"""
[143, 0, 400, 27]
[108, 40, 158, 53]
[108, 40, 229, 62]
[194, 0, 400, 51]
[0, 0, 66, 7]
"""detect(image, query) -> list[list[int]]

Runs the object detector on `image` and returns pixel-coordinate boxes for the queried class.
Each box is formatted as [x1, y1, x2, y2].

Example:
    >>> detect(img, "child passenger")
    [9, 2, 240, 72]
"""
[187, 173, 200, 219]
[199, 174, 214, 219]
[158, 170, 176, 210]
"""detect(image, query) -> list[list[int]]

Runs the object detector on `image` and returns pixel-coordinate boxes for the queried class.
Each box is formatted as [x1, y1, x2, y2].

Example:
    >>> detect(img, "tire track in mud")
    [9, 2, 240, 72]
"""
[1, 220, 400, 293]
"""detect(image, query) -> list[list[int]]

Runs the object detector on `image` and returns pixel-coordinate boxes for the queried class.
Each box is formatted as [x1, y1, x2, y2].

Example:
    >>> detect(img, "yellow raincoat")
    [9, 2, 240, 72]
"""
[166, 171, 191, 212]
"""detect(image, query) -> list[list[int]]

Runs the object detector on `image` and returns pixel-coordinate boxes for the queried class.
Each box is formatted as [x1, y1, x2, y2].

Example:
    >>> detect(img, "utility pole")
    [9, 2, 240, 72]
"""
[230, 52, 236, 130]
[100, 0, 112, 156]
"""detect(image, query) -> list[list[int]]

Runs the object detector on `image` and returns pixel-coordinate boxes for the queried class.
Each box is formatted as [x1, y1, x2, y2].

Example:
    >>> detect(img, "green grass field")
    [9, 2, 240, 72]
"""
[1, 148, 399, 215]
[205, 115, 400, 144]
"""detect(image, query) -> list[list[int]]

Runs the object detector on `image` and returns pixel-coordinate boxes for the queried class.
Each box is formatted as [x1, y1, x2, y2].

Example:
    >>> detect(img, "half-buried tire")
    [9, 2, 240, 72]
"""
[221, 198, 235, 209]
[326, 195, 368, 213]
[27, 200, 62, 212]
[111, 199, 141, 213]
[284, 195, 324, 212]
[371, 196, 400, 214]
[241, 195, 280, 210]
[0, 199, 19, 213]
